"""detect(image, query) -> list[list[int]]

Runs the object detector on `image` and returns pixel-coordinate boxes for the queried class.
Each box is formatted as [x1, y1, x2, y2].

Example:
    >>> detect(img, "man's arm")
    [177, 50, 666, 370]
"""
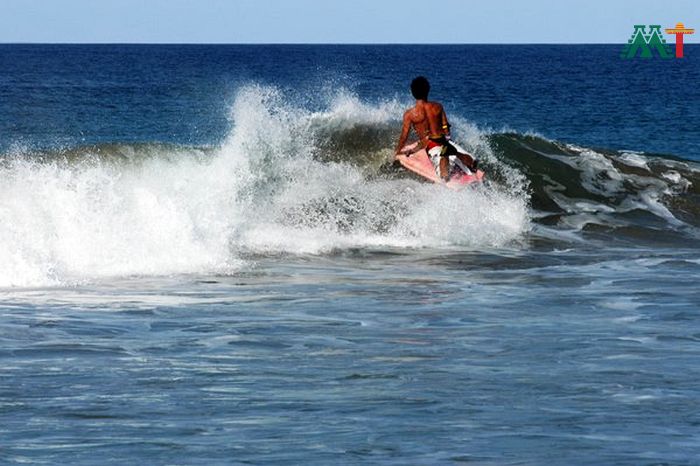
[395, 112, 412, 155]
[440, 105, 451, 138]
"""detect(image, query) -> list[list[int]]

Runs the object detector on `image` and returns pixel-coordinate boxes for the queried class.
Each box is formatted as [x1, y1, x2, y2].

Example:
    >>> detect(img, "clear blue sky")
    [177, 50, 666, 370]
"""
[1, 0, 698, 44]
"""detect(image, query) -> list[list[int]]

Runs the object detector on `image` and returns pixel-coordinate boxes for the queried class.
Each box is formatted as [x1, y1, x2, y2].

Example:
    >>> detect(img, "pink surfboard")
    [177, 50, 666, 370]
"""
[395, 142, 485, 190]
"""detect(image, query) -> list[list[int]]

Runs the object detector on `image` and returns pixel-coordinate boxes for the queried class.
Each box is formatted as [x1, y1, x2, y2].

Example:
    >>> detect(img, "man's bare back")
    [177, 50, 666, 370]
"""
[395, 101, 448, 153]
[395, 77, 477, 181]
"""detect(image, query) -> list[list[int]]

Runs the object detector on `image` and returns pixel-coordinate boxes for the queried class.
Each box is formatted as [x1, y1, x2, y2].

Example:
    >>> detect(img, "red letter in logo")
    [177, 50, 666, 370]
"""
[665, 23, 695, 58]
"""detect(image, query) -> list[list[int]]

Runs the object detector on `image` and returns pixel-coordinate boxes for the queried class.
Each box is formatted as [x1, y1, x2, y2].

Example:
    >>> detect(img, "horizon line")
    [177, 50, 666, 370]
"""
[0, 42, 668, 46]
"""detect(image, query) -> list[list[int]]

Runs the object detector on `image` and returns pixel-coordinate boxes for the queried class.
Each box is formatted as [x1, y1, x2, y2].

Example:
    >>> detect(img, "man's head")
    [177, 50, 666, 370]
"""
[410, 76, 430, 100]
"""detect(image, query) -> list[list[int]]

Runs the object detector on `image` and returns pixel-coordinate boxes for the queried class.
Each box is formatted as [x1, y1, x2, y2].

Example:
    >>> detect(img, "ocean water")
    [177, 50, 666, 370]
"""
[1, 44, 699, 465]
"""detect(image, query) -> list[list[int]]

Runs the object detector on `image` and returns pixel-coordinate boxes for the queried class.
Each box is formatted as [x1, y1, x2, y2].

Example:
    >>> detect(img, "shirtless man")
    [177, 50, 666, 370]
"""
[395, 76, 477, 181]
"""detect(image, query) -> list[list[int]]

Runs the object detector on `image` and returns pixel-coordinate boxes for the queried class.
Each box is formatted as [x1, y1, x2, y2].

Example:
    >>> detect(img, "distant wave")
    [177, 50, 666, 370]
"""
[1, 84, 697, 287]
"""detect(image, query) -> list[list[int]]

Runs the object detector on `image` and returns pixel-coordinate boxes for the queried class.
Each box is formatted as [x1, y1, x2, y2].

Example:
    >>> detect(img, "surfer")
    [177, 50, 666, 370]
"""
[395, 76, 478, 182]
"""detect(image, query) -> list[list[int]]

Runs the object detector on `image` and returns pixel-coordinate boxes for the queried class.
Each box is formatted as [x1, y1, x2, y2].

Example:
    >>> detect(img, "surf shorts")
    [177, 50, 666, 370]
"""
[427, 139, 470, 159]
[426, 138, 477, 175]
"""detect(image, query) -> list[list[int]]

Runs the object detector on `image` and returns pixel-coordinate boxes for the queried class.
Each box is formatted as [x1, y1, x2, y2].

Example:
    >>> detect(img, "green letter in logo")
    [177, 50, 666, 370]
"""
[621, 25, 672, 59]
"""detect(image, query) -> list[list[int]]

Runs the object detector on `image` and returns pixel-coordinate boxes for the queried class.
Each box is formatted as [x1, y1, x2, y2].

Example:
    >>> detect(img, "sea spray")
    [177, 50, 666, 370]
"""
[0, 149, 243, 287]
[0, 85, 530, 287]
[224, 85, 530, 253]
[3, 82, 697, 287]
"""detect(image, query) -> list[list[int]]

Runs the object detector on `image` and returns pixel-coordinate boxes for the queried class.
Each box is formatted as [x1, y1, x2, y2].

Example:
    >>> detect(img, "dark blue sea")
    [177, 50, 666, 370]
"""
[1, 44, 700, 465]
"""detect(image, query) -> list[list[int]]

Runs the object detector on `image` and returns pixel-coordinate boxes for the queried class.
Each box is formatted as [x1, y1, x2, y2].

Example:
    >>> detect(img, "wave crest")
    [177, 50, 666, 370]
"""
[0, 85, 530, 287]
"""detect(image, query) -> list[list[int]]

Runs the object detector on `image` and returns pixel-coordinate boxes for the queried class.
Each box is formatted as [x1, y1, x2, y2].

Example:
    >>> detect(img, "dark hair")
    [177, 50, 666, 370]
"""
[410, 76, 430, 100]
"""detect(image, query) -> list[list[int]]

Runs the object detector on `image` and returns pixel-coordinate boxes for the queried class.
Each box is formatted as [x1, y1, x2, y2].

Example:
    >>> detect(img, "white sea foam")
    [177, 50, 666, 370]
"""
[619, 151, 650, 170]
[0, 148, 245, 287]
[0, 85, 530, 287]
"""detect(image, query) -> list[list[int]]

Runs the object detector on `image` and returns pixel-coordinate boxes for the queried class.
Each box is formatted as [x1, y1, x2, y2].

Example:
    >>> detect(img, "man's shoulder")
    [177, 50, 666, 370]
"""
[403, 107, 419, 120]
[427, 101, 444, 111]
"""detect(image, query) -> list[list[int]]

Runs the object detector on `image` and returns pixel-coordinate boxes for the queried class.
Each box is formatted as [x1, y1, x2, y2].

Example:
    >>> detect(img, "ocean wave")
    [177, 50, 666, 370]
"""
[3, 84, 698, 287]
[0, 85, 529, 287]
[488, 133, 700, 234]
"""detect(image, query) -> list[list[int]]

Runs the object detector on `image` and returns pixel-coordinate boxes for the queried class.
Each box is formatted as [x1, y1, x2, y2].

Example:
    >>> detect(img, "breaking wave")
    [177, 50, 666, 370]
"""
[0, 85, 527, 287]
[1, 84, 697, 287]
